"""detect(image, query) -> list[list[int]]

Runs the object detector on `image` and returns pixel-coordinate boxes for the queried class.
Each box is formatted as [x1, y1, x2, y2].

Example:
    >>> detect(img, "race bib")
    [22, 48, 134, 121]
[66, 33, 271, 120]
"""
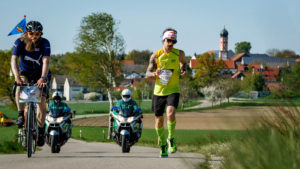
[159, 69, 173, 85]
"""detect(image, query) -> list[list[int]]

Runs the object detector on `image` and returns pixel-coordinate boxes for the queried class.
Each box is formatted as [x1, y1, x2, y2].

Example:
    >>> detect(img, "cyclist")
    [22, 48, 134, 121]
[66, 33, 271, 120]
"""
[146, 28, 187, 157]
[11, 20, 51, 147]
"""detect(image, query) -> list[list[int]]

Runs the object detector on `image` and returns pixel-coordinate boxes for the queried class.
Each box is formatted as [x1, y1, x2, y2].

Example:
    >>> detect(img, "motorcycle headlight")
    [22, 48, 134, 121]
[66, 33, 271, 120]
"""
[56, 117, 64, 123]
[117, 115, 126, 122]
[46, 116, 64, 123]
[127, 116, 135, 123]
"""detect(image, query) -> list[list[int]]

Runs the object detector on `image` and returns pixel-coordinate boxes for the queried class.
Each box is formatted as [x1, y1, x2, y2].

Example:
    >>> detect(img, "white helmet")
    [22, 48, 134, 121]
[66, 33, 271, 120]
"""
[52, 91, 62, 100]
[121, 89, 132, 102]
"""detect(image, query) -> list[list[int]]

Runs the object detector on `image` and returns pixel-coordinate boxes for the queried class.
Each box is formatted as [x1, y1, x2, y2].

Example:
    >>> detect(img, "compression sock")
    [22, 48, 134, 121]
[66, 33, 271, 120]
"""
[167, 120, 176, 140]
[155, 126, 166, 145]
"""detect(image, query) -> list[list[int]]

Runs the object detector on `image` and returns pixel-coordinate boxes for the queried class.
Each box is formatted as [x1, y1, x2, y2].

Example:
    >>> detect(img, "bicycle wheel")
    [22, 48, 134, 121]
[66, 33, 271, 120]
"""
[26, 103, 34, 158]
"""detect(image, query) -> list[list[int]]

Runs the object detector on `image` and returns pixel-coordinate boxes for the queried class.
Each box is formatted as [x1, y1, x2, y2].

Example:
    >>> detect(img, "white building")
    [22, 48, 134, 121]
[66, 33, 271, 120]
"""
[52, 75, 84, 101]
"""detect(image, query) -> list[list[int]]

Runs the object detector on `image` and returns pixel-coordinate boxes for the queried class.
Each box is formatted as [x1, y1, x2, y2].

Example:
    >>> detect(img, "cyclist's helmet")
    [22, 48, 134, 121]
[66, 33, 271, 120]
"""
[26, 21, 43, 33]
[121, 89, 132, 102]
[52, 91, 62, 101]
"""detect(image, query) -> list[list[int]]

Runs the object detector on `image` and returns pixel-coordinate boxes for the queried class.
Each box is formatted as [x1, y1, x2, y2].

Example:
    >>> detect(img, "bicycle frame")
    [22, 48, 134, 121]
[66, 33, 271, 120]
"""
[18, 85, 41, 158]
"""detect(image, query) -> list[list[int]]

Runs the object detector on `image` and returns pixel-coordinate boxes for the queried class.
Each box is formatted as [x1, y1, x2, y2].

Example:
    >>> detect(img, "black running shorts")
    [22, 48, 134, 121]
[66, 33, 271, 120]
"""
[152, 93, 180, 116]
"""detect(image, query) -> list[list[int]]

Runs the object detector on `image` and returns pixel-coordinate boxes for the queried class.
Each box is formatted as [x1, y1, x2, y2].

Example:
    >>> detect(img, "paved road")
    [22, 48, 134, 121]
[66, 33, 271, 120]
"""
[0, 139, 222, 169]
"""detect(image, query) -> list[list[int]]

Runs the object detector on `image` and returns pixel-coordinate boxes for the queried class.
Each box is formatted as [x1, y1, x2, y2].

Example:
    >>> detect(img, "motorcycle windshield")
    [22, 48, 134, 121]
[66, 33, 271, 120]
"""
[119, 108, 134, 117]
[49, 109, 64, 118]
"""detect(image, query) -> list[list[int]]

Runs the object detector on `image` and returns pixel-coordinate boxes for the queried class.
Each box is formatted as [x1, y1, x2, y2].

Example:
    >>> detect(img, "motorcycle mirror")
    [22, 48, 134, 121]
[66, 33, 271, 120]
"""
[111, 106, 118, 111]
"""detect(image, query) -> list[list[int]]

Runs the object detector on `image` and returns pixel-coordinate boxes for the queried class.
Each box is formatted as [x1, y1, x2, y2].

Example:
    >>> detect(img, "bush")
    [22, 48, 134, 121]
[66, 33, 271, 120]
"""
[223, 104, 300, 169]
[0, 141, 24, 154]
[90, 95, 100, 101]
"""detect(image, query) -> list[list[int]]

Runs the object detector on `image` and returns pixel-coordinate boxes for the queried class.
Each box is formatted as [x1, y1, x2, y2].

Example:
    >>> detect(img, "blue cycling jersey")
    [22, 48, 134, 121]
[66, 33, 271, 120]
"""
[12, 38, 51, 74]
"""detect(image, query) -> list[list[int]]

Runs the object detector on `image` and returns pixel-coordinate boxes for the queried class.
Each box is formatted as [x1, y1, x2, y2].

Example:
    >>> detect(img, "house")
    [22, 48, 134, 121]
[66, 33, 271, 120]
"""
[51, 75, 66, 92]
[64, 77, 84, 101]
[190, 27, 297, 83]
[52, 75, 84, 101]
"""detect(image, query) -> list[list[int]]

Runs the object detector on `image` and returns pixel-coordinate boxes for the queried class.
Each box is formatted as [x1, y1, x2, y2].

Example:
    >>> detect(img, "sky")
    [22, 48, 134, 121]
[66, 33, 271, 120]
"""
[1, 0, 300, 56]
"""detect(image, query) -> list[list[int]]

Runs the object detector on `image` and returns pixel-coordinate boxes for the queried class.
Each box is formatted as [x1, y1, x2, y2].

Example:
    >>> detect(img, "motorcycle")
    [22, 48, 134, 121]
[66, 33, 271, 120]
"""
[45, 107, 72, 153]
[110, 107, 143, 153]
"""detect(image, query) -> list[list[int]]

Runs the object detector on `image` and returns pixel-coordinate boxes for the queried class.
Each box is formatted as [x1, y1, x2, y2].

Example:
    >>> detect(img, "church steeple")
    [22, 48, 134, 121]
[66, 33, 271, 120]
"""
[219, 26, 229, 60]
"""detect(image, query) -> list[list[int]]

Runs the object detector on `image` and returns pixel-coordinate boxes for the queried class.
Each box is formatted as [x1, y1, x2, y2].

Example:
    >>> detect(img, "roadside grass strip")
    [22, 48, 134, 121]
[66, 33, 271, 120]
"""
[0, 125, 24, 154]
[71, 126, 247, 155]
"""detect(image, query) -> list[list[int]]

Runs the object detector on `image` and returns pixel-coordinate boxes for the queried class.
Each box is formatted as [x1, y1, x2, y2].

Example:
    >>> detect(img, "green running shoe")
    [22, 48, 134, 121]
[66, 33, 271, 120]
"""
[168, 138, 177, 153]
[160, 144, 168, 158]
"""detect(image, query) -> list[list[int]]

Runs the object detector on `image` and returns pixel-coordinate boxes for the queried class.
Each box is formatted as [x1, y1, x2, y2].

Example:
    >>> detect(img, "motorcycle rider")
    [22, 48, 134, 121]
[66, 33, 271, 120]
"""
[48, 91, 72, 119]
[11, 20, 51, 147]
[113, 89, 142, 137]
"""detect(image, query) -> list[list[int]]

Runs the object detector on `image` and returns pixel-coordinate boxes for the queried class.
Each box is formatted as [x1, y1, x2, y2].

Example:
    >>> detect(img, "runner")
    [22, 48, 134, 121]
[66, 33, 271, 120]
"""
[146, 28, 187, 157]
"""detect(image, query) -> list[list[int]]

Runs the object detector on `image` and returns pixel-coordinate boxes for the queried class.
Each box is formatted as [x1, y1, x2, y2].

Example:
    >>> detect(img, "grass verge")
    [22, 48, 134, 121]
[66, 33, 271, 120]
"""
[0, 125, 24, 154]
[72, 126, 246, 156]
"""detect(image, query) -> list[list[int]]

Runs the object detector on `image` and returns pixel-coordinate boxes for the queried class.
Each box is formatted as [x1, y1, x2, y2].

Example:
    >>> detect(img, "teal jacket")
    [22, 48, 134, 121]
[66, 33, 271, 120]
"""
[117, 99, 140, 117]
[48, 101, 70, 117]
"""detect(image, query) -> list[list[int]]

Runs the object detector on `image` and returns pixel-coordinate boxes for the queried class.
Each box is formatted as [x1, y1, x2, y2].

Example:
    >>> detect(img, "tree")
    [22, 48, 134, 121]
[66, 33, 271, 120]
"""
[50, 54, 67, 75]
[235, 41, 251, 54]
[180, 75, 198, 110]
[216, 78, 241, 103]
[241, 73, 265, 92]
[124, 49, 152, 65]
[194, 52, 226, 87]
[267, 48, 298, 58]
[66, 12, 125, 139]
[253, 74, 265, 91]
[201, 85, 222, 107]
[283, 62, 300, 91]
[0, 50, 16, 108]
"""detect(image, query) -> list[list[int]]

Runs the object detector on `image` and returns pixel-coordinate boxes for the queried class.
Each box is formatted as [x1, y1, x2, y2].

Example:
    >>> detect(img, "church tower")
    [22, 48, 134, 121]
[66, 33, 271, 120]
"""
[219, 27, 229, 60]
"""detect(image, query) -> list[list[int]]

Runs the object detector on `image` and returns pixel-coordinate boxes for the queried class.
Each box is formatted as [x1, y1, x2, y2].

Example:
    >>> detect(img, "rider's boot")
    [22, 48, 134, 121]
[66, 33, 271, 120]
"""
[16, 111, 24, 128]
[37, 126, 45, 147]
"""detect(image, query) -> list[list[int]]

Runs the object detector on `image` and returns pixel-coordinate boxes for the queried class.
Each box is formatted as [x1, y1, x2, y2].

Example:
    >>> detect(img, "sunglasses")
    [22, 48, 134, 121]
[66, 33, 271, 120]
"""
[28, 32, 41, 36]
[166, 39, 177, 44]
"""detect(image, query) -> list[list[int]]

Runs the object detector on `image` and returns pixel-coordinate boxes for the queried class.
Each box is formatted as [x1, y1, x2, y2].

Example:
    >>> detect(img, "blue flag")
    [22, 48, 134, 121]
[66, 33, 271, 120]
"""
[8, 17, 26, 36]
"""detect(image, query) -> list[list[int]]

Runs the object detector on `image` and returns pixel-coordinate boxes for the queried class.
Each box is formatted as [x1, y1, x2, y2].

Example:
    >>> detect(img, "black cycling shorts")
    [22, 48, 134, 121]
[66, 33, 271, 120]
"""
[13, 71, 50, 98]
[152, 93, 180, 116]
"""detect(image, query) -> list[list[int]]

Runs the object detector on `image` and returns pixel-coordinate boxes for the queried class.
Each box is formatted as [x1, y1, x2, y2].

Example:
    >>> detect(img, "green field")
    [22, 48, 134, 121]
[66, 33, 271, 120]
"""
[72, 126, 247, 155]
[0, 125, 24, 154]
[0, 105, 18, 120]
[68, 99, 201, 115]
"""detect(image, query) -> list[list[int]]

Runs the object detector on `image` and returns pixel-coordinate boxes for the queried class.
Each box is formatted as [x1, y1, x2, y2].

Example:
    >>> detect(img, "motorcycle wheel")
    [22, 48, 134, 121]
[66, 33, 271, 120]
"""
[121, 135, 130, 153]
[51, 135, 59, 153]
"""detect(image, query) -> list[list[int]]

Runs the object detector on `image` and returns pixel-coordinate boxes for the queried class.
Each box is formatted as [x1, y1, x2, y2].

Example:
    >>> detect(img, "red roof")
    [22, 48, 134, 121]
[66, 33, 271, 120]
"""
[223, 60, 235, 69]
[236, 64, 280, 81]
[190, 58, 236, 69]
[232, 71, 241, 78]
[232, 53, 246, 62]
[122, 60, 134, 65]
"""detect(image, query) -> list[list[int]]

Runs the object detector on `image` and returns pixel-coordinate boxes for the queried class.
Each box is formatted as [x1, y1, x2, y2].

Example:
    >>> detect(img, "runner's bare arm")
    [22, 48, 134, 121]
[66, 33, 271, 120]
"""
[179, 50, 187, 76]
[146, 53, 158, 78]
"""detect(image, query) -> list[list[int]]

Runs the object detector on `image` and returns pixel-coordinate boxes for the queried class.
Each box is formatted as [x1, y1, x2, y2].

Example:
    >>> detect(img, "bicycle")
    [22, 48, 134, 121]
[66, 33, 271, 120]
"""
[17, 84, 42, 158]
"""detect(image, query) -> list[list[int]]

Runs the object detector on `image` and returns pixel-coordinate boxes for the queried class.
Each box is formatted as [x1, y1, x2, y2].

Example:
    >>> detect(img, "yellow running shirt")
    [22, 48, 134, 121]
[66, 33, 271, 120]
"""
[154, 48, 180, 96]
